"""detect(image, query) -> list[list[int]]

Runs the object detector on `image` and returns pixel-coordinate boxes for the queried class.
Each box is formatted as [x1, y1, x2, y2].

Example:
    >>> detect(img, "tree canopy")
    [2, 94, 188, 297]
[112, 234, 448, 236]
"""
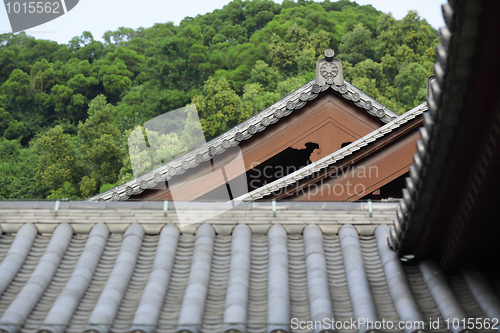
[0, 0, 438, 200]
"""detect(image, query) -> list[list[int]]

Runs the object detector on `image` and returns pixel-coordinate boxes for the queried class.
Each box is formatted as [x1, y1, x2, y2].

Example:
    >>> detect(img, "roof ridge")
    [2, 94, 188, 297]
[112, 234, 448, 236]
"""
[0, 202, 398, 234]
[0, 200, 398, 211]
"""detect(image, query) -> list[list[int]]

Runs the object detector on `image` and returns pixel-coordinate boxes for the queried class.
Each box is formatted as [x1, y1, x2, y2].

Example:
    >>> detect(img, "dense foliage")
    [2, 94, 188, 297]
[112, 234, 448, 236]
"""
[0, 0, 438, 200]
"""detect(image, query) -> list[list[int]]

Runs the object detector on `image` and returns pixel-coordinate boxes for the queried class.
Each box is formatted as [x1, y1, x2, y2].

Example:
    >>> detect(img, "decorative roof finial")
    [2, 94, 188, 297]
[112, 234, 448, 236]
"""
[324, 49, 335, 61]
[316, 49, 344, 87]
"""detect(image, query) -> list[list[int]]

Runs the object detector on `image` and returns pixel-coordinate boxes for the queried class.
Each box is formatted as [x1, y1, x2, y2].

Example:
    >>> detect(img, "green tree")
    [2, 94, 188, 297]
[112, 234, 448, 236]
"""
[251, 60, 281, 91]
[0, 107, 25, 139]
[34, 125, 82, 195]
[30, 59, 57, 93]
[69, 31, 105, 63]
[45, 84, 73, 119]
[338, 23, 375, 65]
[78, 95, 124, 197]
[47, 181, 79, 200]
[2, 69, 31, 105]
[394, 62, 429, 111]
[99, 60, 133, 103]
[0, 138, 48, 199]
[193, 77, 242, 139]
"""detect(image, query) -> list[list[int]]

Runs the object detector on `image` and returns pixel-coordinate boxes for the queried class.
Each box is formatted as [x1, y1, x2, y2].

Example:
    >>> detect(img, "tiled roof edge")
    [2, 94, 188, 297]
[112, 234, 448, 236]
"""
[0, 200, 398, 211]
[234, 102, 427, 202]
[389, 0, 484, 253]
[90, 79, 398, 202]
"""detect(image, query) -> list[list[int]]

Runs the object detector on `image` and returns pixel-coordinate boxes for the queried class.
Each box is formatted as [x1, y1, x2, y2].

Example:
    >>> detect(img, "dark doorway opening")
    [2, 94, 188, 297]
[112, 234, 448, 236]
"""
[197, 142, 320, 201]
[246, 142, 319, 191]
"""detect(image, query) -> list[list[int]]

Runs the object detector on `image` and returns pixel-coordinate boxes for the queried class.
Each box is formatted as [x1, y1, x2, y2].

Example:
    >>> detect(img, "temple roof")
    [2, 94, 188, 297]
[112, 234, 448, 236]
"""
[393, 0, 500, 268]
[0, 202, 498, 333]
[90, 56, 399, 203]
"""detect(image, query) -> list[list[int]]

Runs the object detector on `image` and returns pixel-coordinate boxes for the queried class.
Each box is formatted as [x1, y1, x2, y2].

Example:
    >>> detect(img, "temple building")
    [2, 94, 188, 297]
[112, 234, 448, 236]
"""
[91, 49, 425, 203]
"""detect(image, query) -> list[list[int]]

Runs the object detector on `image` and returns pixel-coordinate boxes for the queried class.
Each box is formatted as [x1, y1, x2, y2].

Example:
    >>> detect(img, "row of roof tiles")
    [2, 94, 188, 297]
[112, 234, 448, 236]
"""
[0, 201, 398, 235]
[391, 1, 460, 252]
[391, 0, 488, 256]
[0, 221, 499, 333]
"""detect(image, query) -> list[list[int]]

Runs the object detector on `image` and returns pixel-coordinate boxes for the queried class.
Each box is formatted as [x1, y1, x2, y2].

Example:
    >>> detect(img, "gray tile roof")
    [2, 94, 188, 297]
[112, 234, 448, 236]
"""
[0, 202, 499, 333]
[392, 0, 500, 266]
[391, 0, 478, 253]
[90, 77, 398, 203]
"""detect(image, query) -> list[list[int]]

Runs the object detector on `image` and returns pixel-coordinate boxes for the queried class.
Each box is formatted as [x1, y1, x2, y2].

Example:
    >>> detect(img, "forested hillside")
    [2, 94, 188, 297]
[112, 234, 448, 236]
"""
[0, 0, 438, 200]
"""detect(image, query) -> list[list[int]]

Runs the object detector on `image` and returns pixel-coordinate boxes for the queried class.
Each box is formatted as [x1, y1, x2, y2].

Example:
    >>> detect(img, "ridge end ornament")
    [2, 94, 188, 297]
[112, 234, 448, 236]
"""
[125, 186, 134, 196]
[316, 49, 344, 87]
[324, 49, 335, 61]
[320, 62, 338, 79]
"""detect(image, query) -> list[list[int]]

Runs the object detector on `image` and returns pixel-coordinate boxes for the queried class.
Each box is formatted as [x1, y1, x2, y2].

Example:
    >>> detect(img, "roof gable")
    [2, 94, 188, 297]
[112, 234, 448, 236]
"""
[132, 91, 392, 202]
[91, 50, 399, 202]
[236, 102, 426, 202]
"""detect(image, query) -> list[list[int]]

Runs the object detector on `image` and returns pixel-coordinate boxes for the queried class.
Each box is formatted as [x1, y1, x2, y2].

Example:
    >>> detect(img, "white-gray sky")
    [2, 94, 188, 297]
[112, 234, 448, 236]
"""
[0, 0, 446, 44]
